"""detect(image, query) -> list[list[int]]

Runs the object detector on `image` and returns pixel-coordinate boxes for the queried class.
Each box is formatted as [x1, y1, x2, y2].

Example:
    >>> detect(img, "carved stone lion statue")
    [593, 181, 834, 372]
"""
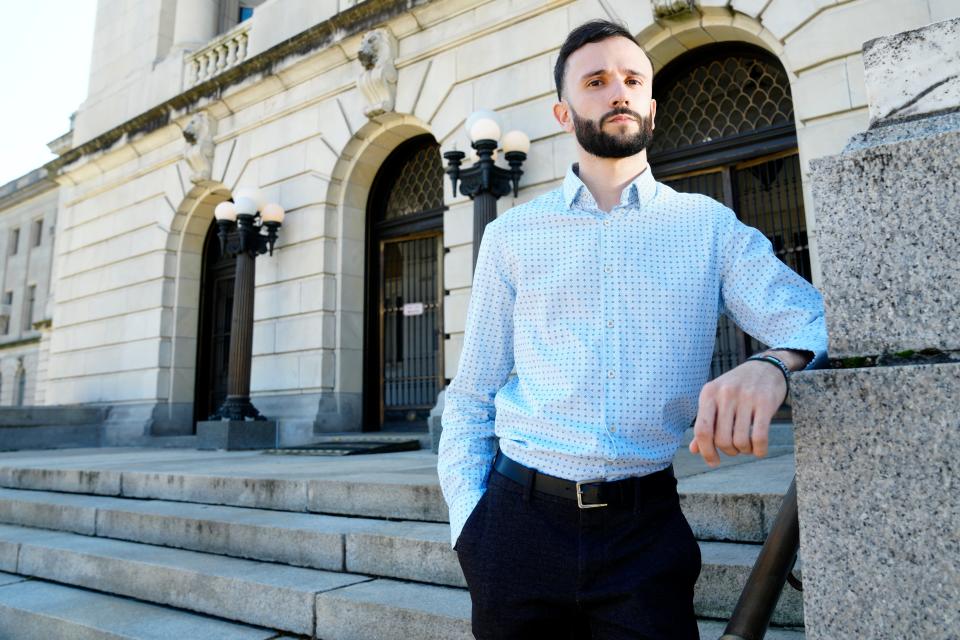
[182, 111, 217, 184]
[357, 29, 398, 118]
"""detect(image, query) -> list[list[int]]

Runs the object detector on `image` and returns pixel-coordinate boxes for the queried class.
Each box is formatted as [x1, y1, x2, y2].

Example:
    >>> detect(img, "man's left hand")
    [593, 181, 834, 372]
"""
[689, 354, 796, 467]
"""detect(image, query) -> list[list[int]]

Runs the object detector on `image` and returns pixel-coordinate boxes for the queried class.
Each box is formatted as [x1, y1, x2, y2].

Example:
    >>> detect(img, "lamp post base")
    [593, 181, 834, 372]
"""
[196, 419, 278, 450]
[208, 395, 266, 421]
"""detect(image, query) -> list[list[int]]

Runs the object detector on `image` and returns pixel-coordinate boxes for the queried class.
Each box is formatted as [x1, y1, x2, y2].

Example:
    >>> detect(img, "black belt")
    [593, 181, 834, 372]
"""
[491, 449, 676, 509]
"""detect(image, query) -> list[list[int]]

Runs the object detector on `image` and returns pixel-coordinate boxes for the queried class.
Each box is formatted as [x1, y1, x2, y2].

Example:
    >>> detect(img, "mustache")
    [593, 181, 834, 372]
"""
[601, 108, 642, 124]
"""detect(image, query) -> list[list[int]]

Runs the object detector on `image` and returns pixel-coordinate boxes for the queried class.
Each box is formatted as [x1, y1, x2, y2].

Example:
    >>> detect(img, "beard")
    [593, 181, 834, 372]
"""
[569, 104, 654, 159]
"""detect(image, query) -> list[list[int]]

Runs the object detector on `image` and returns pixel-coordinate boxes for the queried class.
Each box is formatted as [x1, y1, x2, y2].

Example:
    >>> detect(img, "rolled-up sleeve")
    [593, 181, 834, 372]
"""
[438, 219, 516, 548]
[718, 207, 828, 371]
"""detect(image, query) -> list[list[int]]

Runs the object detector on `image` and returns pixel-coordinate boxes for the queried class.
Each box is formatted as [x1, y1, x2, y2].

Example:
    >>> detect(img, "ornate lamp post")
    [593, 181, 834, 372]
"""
[443, 110, 530, 271]
[197, 187, 285, 450]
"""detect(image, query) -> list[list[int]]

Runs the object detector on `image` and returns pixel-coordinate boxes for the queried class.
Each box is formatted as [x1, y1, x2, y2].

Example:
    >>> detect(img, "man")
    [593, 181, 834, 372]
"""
[438, 19, 827, 640]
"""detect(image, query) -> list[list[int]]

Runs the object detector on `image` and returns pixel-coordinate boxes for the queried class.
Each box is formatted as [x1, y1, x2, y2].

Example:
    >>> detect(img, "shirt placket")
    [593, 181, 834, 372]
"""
[599, 208, 619, 471]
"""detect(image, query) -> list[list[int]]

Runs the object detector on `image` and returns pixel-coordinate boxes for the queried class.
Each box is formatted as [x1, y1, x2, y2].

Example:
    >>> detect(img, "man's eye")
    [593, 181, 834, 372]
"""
[588, 79, 602, 87]
[627, 79, 641, 85]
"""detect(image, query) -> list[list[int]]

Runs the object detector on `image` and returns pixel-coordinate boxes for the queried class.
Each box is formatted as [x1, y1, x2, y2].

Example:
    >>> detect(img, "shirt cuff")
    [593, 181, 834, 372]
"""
[769, 344, 828, 371]
[448, 490, 486, 550]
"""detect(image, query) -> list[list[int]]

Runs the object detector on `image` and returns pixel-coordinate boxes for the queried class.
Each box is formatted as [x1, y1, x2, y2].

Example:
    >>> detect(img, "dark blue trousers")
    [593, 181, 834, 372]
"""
[454, 454, 702, 639]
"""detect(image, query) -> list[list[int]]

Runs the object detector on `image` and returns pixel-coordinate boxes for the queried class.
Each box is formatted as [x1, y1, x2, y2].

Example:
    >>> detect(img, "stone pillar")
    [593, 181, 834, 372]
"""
[170, 0, 219, 53]
[791, 18, 960, 640]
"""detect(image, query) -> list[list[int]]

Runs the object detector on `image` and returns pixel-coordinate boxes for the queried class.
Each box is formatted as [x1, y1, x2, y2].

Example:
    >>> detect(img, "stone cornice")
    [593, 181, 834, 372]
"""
[50, 0, 431, 177]
[0, 168, 58, 211]
[0, 335, 41, 351]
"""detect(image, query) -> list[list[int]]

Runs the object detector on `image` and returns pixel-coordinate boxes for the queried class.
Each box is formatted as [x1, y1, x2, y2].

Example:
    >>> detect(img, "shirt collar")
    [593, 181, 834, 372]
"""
[562, 162, 658, 211]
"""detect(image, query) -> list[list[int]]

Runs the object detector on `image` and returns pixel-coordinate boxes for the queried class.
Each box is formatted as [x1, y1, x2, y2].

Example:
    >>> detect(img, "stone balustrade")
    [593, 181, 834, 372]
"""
[185, 22, 251, 88]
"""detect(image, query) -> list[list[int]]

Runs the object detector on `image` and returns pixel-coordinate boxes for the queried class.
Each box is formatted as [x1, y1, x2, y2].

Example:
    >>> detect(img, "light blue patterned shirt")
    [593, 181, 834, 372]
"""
[438, 163, 828, 549]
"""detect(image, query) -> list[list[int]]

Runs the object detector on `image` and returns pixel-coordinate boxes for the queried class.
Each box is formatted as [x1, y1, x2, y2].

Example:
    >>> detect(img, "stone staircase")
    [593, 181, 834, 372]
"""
[0, 442, 805, 639]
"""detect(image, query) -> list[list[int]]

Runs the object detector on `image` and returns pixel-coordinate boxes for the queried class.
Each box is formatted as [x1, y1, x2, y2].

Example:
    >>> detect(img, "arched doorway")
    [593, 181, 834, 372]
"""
[363, 134, 446, 432]
[193, 221, 237, 424]
[650, 43, 810, 392]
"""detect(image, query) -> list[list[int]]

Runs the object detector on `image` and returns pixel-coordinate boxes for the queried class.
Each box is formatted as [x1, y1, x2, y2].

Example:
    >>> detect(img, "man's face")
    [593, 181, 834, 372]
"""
[555, 37, 656, 159]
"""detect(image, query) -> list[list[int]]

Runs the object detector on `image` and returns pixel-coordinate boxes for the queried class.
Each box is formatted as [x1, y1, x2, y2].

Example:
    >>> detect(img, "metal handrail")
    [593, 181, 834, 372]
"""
[719, 477, 801, 640]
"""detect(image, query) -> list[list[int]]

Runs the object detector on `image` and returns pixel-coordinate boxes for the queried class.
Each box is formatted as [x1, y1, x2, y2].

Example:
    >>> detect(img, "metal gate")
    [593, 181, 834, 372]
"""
[379, 232, 444, 427]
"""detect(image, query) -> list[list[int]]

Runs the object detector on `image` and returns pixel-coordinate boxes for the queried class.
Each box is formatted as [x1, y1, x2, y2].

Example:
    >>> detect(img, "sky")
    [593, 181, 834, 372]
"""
[0, 1, 98, 186]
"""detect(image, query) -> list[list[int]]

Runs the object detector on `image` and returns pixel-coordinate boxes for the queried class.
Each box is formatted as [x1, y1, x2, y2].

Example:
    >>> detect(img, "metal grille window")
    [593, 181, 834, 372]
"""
[382, 144, 445, 220]
[650, 49, 794, 156]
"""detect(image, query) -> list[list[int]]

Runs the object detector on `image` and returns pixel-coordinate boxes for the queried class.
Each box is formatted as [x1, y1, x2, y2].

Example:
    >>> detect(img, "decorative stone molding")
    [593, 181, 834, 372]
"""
[182, 111, 217, 184]
[653, 0, 696, 19]
[357, 28, 398, 118]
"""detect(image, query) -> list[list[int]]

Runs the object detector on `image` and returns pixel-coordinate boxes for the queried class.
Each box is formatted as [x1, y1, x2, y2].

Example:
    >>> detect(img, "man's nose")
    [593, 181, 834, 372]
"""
[610, 82, 630, 107]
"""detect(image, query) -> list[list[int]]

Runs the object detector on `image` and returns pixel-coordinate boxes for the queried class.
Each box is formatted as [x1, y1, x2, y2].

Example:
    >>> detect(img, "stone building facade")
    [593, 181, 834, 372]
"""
[3, 0, 956, 444]
[0, 168, 59, 408]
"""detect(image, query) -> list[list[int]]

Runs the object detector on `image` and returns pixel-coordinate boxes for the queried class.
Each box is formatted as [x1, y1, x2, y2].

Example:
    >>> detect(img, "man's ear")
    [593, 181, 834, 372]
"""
[650, 98, 657, 130]
[553, 99, 574, 134]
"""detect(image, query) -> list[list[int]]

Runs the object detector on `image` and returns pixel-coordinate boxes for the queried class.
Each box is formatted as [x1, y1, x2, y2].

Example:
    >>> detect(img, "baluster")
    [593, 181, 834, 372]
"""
[186, 58, 198, 87]
[226, 38, 238, 67]
[205, 50, 217, 79]
[236, 33, 248, 63]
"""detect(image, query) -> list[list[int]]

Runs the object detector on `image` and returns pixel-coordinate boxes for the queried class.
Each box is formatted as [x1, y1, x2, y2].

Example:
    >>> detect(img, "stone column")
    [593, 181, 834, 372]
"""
[791, 18, 960, 640]
[170, 0, 219, 53]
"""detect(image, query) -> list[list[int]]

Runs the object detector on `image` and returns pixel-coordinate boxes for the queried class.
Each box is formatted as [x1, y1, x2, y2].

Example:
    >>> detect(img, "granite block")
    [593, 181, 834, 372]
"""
[863, 17, 960, 126]
[791, 363, 960, 639]
[196, 420, 278, 450]
[809, 127, 960, 357]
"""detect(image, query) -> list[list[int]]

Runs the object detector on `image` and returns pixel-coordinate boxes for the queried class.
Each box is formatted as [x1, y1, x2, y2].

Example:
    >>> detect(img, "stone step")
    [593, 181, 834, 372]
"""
[0, 449, 796, 543]
[0, 489, 804, 626]
[0, 559, 804, 640]
[0, 572, 288, 639]
[314, 578, 805, 640]
[0, 523, 370, 636]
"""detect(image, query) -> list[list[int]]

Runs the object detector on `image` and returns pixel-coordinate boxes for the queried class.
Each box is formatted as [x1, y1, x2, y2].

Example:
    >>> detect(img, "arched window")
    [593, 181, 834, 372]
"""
[650, 44, 809, 396]
[649, 46, 794, 162]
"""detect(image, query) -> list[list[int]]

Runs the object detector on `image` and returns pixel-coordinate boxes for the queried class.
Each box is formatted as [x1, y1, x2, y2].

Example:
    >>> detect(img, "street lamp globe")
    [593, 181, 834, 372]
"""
[214, 201, 237, 222]
[234, 187, 267, 212]
[261, 203, 285, 224]
[502, 130, 531, 154]
[233, 196, 259, 217]
[466, 109, 502, 143]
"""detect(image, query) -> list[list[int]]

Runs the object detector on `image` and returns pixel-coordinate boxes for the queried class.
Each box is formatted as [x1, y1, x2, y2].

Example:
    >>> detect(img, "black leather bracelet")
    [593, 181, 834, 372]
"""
[746, 354, 791, 397]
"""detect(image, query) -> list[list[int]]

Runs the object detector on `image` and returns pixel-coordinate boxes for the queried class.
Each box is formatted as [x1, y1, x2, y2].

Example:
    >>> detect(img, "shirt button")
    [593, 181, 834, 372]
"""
[609, 425, 617, 432]
[607, 370, 615, 378]
[604, 266, 612, 273]
[606, 320, 614, 328]
[603, 220, 611, 226]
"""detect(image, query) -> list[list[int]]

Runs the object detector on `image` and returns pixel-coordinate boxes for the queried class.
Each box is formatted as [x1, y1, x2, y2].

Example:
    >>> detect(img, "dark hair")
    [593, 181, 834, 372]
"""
[554, 19, 646, 100]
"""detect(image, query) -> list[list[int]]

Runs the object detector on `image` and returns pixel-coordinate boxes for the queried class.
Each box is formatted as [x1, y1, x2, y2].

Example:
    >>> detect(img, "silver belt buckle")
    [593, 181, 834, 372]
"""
[575, 479, 608, 509]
